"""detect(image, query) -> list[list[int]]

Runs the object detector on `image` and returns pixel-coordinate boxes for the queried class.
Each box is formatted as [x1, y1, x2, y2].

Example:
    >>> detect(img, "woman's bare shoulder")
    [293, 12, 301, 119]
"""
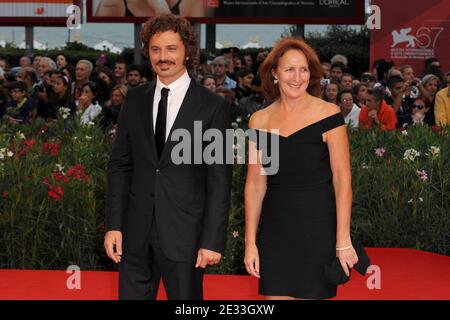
[248, 102, 277, 130]
[310, 96, 341, 118]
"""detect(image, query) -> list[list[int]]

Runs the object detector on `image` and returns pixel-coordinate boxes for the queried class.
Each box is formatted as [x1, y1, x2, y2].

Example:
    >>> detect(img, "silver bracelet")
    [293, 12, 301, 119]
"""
[336, 244, 353, 251]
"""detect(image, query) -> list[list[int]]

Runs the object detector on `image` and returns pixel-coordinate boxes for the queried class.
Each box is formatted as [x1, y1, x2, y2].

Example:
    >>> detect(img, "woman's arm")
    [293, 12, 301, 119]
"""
[325, 106, 358, 276]
[182, 0, 206, 17]
[327, 124, 353, 247]
[95, 0, 125, 17]
[244, 142, 267, 246]
[244, 115, 267, 278]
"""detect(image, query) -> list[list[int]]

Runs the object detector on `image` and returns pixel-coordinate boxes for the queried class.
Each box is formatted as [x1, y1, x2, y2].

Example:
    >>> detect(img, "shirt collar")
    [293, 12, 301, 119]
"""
[156, 70, 190, 96]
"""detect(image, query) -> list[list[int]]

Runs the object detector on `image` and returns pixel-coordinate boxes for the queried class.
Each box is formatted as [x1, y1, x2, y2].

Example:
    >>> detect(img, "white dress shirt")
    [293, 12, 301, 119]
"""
[153, 70, 191, 141]
[344, 104, 361, 128]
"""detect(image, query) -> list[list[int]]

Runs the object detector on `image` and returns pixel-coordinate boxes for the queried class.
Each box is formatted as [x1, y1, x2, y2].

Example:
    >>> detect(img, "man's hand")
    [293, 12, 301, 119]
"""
[195, 248, 221, 268]
[104, 230, 122, 263]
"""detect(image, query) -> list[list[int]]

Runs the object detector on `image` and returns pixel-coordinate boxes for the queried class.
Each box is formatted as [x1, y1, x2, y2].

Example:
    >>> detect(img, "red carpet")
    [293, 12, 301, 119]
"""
[0, 248, 449, 300]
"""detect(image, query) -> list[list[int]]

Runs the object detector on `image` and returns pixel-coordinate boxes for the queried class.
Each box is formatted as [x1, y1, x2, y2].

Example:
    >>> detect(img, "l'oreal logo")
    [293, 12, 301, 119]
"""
[319, 0, 350, 8]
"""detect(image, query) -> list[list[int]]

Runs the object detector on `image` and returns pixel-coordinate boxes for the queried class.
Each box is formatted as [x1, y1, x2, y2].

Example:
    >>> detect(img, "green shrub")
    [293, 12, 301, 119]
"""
[0, 115, 448, 272]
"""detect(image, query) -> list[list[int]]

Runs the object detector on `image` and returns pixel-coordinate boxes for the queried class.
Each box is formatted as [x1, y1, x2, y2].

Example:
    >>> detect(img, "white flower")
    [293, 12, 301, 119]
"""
[58, 107, 71, 119]
[232, 122, 239, 129]
[426, 146, 440, 158]
[0, 148, 11, 159]
[16, 131, 25, 140]
[401, 130, 408, 136]
[55, 164, 64, 172]
[236, 117, 242, 123]
[403, 148, 421, 161]
[419, 197, 424, 202]
[85, 136, 92, 140]
[83, 121, 95, 127]
[408, 199, 413, 204]
[362, 163, 370, 169]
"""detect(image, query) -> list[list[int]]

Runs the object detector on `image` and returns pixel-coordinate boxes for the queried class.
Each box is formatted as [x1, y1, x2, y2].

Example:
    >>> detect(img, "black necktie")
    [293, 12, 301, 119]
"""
[155, 87, 170, 159]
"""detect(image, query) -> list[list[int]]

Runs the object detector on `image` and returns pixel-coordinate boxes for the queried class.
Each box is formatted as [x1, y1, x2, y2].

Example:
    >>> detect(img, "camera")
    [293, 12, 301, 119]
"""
[35, 82, 46, 93]
[320, 78, 330, 86]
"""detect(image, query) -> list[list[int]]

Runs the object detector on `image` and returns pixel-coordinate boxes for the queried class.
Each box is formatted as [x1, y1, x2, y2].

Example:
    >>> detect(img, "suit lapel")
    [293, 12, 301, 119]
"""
[159, 80, 202, 166]
[140, 81, 158, 165]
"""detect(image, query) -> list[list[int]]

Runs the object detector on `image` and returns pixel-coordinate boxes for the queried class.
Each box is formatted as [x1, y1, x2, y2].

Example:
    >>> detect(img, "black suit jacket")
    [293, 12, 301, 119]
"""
[105, 79, 233, 262]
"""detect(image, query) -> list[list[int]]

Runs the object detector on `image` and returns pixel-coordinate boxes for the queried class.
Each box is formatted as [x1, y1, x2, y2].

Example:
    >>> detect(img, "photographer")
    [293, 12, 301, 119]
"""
[34, 70, 59, 119]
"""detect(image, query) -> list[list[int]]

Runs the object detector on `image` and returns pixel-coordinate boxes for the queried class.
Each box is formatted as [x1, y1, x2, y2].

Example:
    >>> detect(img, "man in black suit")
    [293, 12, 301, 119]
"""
[104, 14, 232, 300]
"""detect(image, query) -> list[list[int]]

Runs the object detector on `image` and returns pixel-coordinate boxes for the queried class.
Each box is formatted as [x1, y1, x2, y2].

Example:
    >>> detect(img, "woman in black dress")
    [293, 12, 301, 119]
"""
[244, 38, 358, 300]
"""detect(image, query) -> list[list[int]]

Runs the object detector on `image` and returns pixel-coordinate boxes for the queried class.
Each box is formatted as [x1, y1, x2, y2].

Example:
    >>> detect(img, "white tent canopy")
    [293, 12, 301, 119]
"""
[18, 40, 47, 50]
[215, 41, 223, 49]
[240, 40, 261, 49]
[0, 40, 6, 48]
[94, 39, 122, 53]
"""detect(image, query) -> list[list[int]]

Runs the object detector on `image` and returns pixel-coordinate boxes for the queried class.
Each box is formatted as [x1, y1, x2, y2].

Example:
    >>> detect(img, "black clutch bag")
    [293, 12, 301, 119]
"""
[324, 241, 371, 285]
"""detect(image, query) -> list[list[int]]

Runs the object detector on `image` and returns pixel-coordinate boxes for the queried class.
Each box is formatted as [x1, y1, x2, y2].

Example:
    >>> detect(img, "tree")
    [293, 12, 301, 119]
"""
[283, 25, 370, 78]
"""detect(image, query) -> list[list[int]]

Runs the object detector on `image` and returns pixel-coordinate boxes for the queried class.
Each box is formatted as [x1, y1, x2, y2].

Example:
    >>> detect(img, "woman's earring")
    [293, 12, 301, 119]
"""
[274, 78, 278, 84]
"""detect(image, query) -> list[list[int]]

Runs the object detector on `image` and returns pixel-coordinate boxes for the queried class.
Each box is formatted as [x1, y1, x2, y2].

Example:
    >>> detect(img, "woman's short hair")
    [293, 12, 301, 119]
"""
[420, 74, 440, 87]
[110, 84, 128, 99]
[140, 14, 198, 71]
[201, 74, 215, 86]
[259, 37, 323, 100]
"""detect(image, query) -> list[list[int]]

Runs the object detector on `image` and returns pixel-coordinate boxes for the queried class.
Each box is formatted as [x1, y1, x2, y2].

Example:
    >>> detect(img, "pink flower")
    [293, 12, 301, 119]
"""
[232, 231, 239, 238]
[2, 191, 8, 198]
[417, 170, 428, 181]
[374, 147, 386, 157]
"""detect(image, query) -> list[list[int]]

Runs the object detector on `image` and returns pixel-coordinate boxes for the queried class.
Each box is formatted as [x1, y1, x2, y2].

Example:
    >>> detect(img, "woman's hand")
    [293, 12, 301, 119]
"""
[244, 243, 260, 278]
[336, 246, 359, 277]
[78, 95, 89, 110]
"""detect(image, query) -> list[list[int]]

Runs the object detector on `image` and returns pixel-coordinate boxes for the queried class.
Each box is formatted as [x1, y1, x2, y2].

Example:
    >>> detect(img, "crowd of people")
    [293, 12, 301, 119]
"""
[0, 47, 449, 133]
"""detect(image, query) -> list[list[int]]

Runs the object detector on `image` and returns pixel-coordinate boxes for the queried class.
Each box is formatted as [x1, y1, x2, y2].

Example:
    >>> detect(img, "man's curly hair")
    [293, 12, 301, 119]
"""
[140, 14, 198, 71]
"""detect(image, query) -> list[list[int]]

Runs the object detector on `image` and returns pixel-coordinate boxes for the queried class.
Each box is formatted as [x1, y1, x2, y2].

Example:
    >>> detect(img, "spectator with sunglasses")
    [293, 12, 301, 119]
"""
[398, 96, 434, 128]
[78, 82, 103, 125]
